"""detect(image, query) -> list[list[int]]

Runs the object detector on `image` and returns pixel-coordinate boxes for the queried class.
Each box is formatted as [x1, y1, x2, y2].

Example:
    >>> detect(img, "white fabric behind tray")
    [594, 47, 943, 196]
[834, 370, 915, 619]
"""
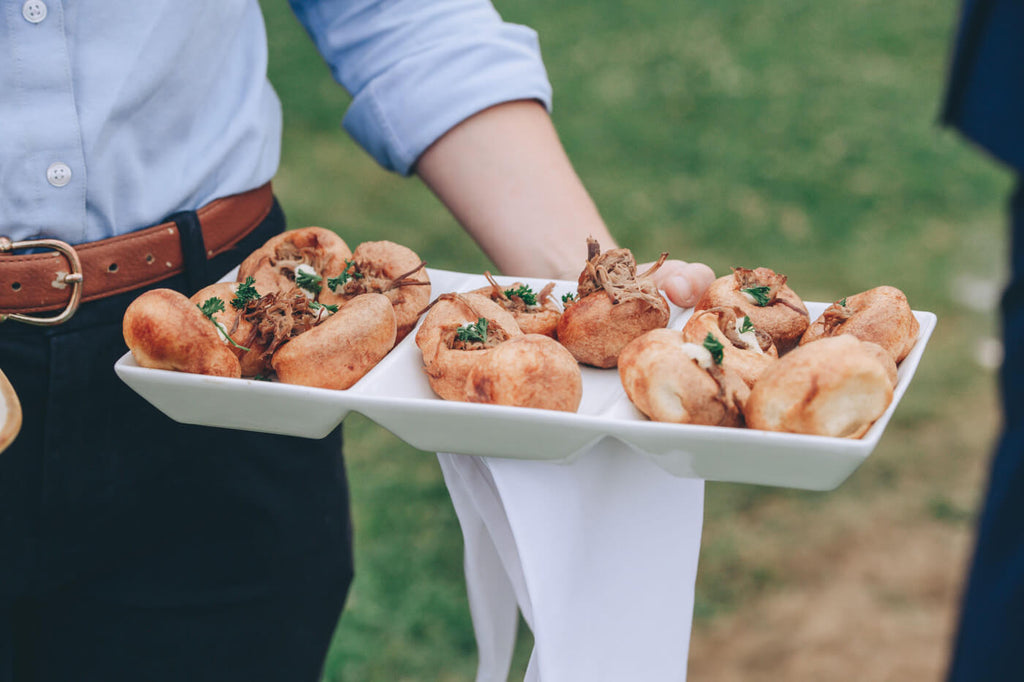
[439, 439, 704, 681]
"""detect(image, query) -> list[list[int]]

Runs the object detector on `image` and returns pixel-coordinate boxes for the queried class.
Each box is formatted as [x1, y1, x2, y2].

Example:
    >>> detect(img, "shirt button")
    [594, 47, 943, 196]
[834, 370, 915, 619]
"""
[46, 162, 72, 187]
[22, 0, 48, 23]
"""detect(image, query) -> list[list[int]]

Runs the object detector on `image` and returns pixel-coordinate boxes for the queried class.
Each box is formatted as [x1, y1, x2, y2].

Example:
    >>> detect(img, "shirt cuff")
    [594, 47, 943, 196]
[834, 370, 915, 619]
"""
[342, 24, 552, 176]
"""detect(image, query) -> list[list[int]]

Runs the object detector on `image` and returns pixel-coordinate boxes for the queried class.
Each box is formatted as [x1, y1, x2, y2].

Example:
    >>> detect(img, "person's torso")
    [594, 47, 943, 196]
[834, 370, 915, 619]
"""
[0, 0, 282, 244]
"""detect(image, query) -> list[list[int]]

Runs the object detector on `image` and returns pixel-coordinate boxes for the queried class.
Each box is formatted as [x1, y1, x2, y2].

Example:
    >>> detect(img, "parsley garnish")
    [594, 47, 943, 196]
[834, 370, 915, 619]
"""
[504, 284, 537, 306]
[739, 316, 755, 334]
[839, 297, 848, 307]
[741, 285, 772, 307]
[295, 269, 322, 294]
[231, 276, 260, 309]
[197, 296, 251, 351]
[562, 292, 577, 305]
[327, 260, 364, 292]
[703, 332, 724, 365]
[456, 318, 489, 344]
[310, 301, 339, 314]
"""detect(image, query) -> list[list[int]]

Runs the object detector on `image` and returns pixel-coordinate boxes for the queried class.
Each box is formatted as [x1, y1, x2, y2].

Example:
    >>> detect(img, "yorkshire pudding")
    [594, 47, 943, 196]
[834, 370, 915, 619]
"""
[557, 237, 670, 368]
[681, 305, 778, 387]
[471, 272, 561, 338]
[695, 267, 809, 354]
[618, 328, 749, 427]
[237, 226, 352, 299]
[320, 240, 430, 344]
[744, 335, 898, 439]
[416, 293, 523, 402]
[272, 293, 397, 390]
[467, 334, 583, 412]
[800, 285, 919, 363]
[123, 288, 241, 377]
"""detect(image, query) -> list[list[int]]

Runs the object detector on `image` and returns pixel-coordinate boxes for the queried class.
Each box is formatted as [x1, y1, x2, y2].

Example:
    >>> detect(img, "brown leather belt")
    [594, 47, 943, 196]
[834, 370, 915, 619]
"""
[0, 182, 273, 323]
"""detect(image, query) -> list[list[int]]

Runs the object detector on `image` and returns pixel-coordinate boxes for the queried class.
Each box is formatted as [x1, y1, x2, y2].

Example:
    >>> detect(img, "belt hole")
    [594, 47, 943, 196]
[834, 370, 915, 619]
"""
[11, 282, 21, 291]
[145, 253, 155, 264]
[108, 263, 119, 273]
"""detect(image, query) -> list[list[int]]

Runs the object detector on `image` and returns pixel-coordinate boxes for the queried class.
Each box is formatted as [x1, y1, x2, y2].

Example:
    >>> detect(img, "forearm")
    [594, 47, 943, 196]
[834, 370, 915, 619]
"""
[415, 100, 615, 280]
[415, 99, 716, 307]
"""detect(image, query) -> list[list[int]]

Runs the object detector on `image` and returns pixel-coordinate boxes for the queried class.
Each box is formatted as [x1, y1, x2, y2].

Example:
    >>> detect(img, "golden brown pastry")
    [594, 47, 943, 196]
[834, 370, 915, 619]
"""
[681, 305, 778, 387]
[319, 239, 430, 344]
[123, 288, 241, 377]
[189, 281, 258, 362]
[744, 334, 898, 439]
[618, 328, 749, 427]
[557, 237, 670, 368]
[466, 334, 583, 412]
[471, 272, 561, 338]
[416, 293, 523, 402]
[800, 285, 919, 363]
[237, 226, 352, 299]
[271, 293, 397, 390]
[695, 267, 809, 354]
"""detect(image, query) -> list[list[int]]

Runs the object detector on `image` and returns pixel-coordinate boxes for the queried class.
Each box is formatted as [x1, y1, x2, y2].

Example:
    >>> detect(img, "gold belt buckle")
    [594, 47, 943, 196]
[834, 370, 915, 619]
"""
[0, 236, 84, 326]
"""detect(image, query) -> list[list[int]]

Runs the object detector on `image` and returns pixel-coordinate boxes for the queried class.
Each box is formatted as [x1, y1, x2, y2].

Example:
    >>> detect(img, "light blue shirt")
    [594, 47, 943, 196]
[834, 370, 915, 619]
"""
[0, 0, 552, 245]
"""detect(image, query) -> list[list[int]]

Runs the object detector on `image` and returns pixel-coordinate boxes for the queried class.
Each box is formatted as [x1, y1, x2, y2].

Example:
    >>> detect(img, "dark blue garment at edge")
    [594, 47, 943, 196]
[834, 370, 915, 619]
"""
[0, 202, 353, 682]
[943, 0, 1024, 679]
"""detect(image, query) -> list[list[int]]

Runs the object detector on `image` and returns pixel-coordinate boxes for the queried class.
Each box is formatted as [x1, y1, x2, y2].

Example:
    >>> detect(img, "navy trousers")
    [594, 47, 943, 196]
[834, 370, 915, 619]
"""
[0, 200, 353, 681]
[948, 182, 1024, 680]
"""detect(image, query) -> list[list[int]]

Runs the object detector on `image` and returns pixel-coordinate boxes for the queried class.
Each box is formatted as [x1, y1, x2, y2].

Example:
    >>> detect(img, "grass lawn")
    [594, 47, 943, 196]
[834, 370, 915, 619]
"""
[261, 1, 1014, 679]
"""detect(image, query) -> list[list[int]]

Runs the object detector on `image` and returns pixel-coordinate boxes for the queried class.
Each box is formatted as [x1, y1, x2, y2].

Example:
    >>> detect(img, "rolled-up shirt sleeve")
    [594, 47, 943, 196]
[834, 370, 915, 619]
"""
[287, 0, 553, 175]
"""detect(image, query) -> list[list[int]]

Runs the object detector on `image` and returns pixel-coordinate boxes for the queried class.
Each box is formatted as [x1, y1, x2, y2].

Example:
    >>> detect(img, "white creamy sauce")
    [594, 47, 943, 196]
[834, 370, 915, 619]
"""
[741, 291, 759, 306]
[295, 263, 318, 299]
[735, 317, 763, 353]
[679, 342, 713, 369]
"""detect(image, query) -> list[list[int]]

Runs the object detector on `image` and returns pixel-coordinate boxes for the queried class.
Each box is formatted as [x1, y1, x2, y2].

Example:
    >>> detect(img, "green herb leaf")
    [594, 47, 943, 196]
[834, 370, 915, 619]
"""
[839, 297, 848, 307]
[327, 259, 364, 291]
[456, 317, 489, 344]
[703, 332, 725, 365]
[295, 268, 323, 294]
[741, 285, 772, 307]
[504, 284, 537, 306]
[197, 297, 251, 352]
[198, 296, 226, 318]
[310, 301, 339, 314]
[231, 276, 261, 309]
[739, 316, 755, 334]
[562, 292, 577, 305]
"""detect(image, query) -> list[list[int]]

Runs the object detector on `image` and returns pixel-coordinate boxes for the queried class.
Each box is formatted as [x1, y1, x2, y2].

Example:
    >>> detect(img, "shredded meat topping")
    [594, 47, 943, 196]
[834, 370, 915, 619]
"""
[239, 287, 320, 367]
[335, 259, 429, 302]
[819, 300, 854, 334]
[576, 237, 668, 306]
[482, 272, 556, 314]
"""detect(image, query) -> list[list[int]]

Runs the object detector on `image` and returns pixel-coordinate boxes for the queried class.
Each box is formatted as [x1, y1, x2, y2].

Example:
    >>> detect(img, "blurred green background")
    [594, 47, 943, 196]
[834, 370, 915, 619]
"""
[261, 0, 1014, 679]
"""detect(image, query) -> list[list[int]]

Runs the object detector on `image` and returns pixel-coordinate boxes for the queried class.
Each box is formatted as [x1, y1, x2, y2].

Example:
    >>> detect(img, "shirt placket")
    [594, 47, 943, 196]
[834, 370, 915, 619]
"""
[1, 0, 87, 243]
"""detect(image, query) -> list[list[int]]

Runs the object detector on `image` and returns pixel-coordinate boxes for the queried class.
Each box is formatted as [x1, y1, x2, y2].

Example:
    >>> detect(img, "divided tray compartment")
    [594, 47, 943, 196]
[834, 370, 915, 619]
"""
[115, 268, 936, 490]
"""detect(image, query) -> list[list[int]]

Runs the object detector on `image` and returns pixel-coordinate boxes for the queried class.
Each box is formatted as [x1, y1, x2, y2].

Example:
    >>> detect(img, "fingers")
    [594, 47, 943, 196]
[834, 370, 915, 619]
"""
[649, 260, 716, 308]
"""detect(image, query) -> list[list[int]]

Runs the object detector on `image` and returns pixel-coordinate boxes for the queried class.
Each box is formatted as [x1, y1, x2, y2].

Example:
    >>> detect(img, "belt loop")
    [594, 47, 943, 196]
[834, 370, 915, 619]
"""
[169, 210, 208, 296]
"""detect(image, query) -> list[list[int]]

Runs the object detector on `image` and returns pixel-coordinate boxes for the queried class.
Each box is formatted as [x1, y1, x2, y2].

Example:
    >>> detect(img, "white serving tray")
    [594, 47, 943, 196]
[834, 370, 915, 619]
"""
[114, 268, 936, 491]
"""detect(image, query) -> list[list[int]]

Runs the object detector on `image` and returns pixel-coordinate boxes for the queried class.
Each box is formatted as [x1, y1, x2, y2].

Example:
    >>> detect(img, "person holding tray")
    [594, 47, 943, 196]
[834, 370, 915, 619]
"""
[0, 2, 713, 680]
[942, 1, 1024, 679]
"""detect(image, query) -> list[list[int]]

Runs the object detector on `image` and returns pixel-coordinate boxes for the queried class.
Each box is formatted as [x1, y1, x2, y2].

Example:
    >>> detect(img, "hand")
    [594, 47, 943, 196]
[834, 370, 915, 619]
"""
[643, 259, 716, 309]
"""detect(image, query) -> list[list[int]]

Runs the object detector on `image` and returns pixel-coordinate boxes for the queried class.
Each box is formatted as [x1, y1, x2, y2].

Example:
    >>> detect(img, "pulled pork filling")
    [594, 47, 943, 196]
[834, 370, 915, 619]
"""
[239, 288, 321, 369]
[483, 272, 557, 314]
[576, 237, 667, 306]
[819, 300, 855, 335]
[267, 241, 327, 285]
[334, 259, 428, 302]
